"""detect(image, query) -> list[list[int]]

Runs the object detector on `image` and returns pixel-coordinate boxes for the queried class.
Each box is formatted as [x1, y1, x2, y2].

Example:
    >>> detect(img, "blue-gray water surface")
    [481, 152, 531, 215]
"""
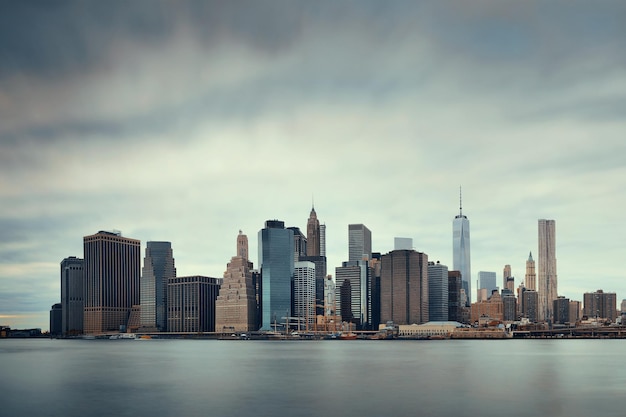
[1, 339, 625, 417]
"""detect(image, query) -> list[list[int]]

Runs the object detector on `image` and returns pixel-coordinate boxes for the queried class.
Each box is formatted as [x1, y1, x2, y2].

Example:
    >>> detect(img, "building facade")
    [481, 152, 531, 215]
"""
[538, 219, 557, 321]
[335, 260, 370, 328]
[167, 275, 221, 332]
[478, 271, 497, 295]
[448, 270, 463, 323]
[428, 261, 449, 322]
[553, 296, 570, 324]
[453, 193, 471, 305]
[259, 220, 294, 331]
[380, 250, 429, 325]
[583, 290, 617, 322]
[306, 206, 321, 256]
[60, 256, 84, 336]
[525, 252, 536, 291]
[522, 290, 539, 323]
[348, 224, 372, 262]
[215, 231, 257, 333]
[140, 241, 176, 331]
[293, 261, 316, 330]
[83, 231, 141, 334]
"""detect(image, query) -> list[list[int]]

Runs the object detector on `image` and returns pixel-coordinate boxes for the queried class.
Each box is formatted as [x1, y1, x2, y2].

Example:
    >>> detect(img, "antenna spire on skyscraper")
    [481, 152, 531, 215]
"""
[459, 186, 463, 216]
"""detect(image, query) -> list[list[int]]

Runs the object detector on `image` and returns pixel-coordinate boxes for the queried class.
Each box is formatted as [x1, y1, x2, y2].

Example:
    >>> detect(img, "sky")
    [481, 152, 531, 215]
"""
[1, 1, 625, 330]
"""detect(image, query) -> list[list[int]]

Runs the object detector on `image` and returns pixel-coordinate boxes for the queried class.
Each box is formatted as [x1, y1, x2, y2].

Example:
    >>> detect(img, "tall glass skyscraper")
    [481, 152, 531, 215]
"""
[259, 220, 294, 331]
[453, 192, 471, 305]
[140, 241, 176, 331]
[348, 224, 372, 262]
[538, 219, 557, 321]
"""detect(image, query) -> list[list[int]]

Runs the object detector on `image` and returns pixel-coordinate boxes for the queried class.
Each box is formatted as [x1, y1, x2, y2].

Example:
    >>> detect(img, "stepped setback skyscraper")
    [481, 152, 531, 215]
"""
[453, 190, 471, 305]
[538, 219, 557, 321]
[60, 256, 84, 336]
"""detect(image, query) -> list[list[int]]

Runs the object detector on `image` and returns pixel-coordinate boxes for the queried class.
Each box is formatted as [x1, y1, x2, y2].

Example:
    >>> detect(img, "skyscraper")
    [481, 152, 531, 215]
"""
[335, 260, 370, 328]
[167, 275, 221, 332]
[503, 264, 511, 290]
[140, 241, 176, 331]
[288, 227, 307, 263]
[348, 224, 372, 262]
[453, 190, 471, 305]
[478, 271, 497, 295]
[83, 231, 141, 334]
[538, 219, 557, 321]
[428, 261, 448, 322]
[525, 252, 536, 291]
[306, 206, 320, 256]
[215, 231, 257, 332]
[380, 250, 429, 325]
[259, 220, 294, 331]
[320, 224, 326, 257]
[60, 256, 84, 336]
[293, 261, 316, 330]
[448, 270, 462, 322]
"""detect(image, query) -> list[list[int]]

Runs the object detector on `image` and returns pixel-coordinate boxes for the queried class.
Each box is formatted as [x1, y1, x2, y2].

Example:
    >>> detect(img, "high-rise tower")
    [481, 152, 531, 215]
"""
[348, 224, 372, 262]
[215, 231, 257, 332]
[306, 206, 320, 256]
[452, 189, 471, 305]
[258, 220, 294, 331]
[538, 219, 557, 321]
[83, 230, 141, 334]
[525, 252, 536, 291]
[140, 241, 176, 331]
[60, 256, 84, 336]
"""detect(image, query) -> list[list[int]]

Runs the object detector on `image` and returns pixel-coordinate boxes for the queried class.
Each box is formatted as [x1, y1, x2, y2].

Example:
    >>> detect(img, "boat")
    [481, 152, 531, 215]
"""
[339, 332, 357, 340]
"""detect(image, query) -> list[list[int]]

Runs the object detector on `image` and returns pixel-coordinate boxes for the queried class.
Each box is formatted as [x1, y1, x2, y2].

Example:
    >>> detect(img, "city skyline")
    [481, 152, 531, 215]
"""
[1, 2, 626, 330]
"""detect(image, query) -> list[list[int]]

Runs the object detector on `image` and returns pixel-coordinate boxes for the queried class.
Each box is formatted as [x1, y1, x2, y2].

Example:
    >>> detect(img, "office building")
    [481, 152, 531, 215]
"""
[448, 270, 462, 322]
[380, 250, 429, 325]
[478, 271, 497, 294]
[428, 261, 448, 321]
[505, 277, 515, 292]
[553, 296, 570, 324]
[300, 255, 327, 316]
[522, 290, 539, 322]
[83, 231, 141, 334]
[288, 227, 307, 263]
[348, 224, 372, 262]
[394, 237, 413, 251]
[470, 292, 503, 323]
[320, 224, 326, 257]
[140, 241, 176, 331]
[50, 303, 62, 337]
[324, 275, 336, 317]
[583, 290, 617, 322]
[369, 253, 382, 328]
[167, 275, 221, 332]
[336, 260, 370, 328]
[569, 300, 581, 323]
[60, 256, 84, 336]
[215, 231, 257, 333]
[259, 220, 294, 331]
[453, 190, 471, 305]
[293, 261, 316, 330]
[502, 294, 517, 321]
[538, 219, 557, 321]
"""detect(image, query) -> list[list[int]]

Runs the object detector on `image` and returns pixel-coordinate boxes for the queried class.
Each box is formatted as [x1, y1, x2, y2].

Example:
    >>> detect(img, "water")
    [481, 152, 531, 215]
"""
[1, 339, 625, 417]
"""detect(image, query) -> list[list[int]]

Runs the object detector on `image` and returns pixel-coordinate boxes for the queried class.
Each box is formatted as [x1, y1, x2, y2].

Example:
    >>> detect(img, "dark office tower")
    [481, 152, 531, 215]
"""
[502, 295, 517, 321]
[167, 276, 221, 332]
[380, 250, 429, 325]
[60, 256, 84, 336]
[288, 227, 307, 263]
[335, 260, 371, 328]
[583, 290, 617, 322]
[448, 270, 462, 322]
[453, 189, 471, 305]
[50, 303, 62, 337]
[569, 300, 581, 323]
[348, 224, 372, 262]
[83, 231, 140, 334]
[553, 296, 570, 324]
[140, 242, 176, 331]
[300, 254, 327, 316]
[259, 220, 294, 331]
[216, 231, 257, 332]
[538, 219, 557, 321]
[523, 290, 539, 322]
[306, 206, 321, 256]
[428, 261, 449, 321]
[369, 253, 382, 329]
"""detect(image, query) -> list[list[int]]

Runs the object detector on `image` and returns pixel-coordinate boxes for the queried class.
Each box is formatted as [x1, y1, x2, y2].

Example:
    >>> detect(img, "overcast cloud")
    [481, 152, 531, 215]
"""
[1, 1, 625, 329]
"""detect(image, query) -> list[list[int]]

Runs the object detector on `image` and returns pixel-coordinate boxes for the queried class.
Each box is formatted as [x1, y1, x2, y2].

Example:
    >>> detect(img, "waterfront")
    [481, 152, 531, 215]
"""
[1, 339, 625, 417]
